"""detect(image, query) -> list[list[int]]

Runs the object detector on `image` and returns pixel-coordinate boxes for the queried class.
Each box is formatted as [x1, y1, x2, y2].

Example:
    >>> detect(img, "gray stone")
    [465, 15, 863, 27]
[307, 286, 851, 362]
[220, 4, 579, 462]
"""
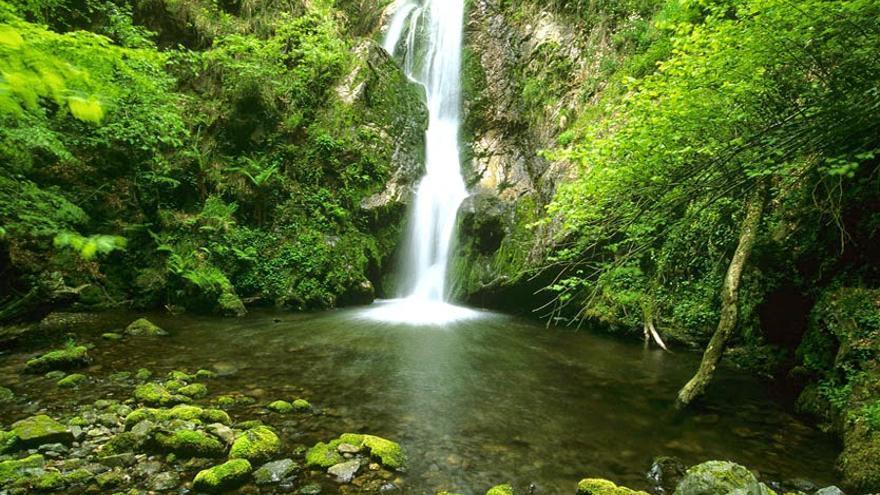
[130, 420, 156, 437]
[299, 483, 322, 495]
[254, 458, 299, 484]
[98, 453, 136, 467]
[206, 423, 235, 445]
[148, 471, 181, 491]
[328, 460, 361, 483]
[815, 487, 845, 495]
[674, 461, 773, 495]
[134, 460, 164, 477]
[337, 443, 361, 454]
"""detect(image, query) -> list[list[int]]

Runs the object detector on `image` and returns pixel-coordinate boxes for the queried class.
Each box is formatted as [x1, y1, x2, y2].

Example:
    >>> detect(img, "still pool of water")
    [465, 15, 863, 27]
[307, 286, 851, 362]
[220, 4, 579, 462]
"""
[0, 304, 838, 493]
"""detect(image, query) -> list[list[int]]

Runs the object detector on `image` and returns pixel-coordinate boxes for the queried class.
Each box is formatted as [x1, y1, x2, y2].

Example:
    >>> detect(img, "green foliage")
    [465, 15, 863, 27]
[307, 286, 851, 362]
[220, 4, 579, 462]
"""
[541, 0, 880, 343]
[53, 232, 126, 260]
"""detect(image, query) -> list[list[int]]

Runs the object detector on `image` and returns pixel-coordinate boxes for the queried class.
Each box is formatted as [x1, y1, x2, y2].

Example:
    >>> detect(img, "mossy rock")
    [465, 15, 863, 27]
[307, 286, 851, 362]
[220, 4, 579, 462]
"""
[101, 432, 146, 456]
[102, 332, 123, 341]
[0, 454, 44, 488]
[124, 405, 230, 428]
[133, 383, 191, 406]
[195, 369, 217, 380]
[0, 430, 20, 454]
[135, 368, 153, 381]
[306, 433, 405, 470]
[12, 415, 73, 448]
[0, 386, 13, 402]
[839, 420, 880, 492]
[229, 426, 281, 464]
[154, 429, 226, 458]
[577, 479, 650, 495]
[673, 461, 774, 495]
[267, 400, 294, 414]
[486, 484, 515, 495]
[95, 469, 125, 489]
[125, 318, 168, 336]
[193, 459, 252, 493]
[218, 291, 247, 317]
[167, 370, 194, 381]
[58, 373, 87, 388]
[24, 346, 90, 373]
[33, 470, 65, 490]
[292, 398, 312, 412]
[178, 383, 208, 398]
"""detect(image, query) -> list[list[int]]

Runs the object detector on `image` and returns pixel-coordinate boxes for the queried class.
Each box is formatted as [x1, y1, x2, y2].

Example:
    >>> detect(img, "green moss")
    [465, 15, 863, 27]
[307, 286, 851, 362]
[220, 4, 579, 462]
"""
[0, 386, 15, 402]
[57, 373, 87, 388]
[215, 395, 236, 408]
[133, 383, 190, 406]
[102, 332, 124, 340]
[95, 469, 124, 488]
[12, 415, 73, 447]
[125, 405, 231, 428]
[839, 420, 880, 491]
[33, 470, 65, 490]
[178, 383, 208, 398]
[125, 318, 167, 336]
[577, 479, 649, 495]
[0, 430, 19, 454]
[306, 433, 405, 470]
[486, 484, 515, 495]
[267, 400, 293, 413]
[192, 459, 252, 493]
[154, 429, 226, 458]
[195, 369, 217, 379]
[0, 454, 44, 487]
[229, 426, 281, 464]
[24, 345, 90, 373]
[164, 379, 185, 392]
[102, 432, 145, 456]
[63, 468, 93, 485]
[292, 398, 311, 411]
[135, 368, 152, 381]
[305, 441, 344, 468]
[167, 370, 194, 381]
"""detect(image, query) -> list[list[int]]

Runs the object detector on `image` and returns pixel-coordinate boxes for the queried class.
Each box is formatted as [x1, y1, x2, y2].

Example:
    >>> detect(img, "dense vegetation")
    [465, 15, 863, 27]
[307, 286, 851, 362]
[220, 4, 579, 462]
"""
[0, 0, 427, 319]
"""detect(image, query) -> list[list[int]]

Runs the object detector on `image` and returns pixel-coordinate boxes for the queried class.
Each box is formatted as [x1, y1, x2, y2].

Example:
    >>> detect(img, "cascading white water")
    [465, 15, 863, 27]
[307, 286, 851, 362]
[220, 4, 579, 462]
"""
[364, 0, 477, 324]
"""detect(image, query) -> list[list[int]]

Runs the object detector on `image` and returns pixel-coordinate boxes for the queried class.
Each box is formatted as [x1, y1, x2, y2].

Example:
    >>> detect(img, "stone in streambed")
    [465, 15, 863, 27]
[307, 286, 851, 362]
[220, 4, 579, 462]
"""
[24, 345, 90, 373]
[486, 484, 516, 495]
[815, 487, 845, 495]
[293, 398, 312, 412]
[102, 332, 123, 340]
[148, 471, 181, 491]
[0, 430, 19, 454]
[305, 433, 405, 470]
[229, 425, 281, 464]
[133, 383, 191, 406]
[267, 400, 294, 413]
[328, 459, 360, 483]
[178, 383, 208, 398]
[193, 459, 252, 493]
[648, 456, 686, 495]
[12, 415, 73, 448]
[577, 479, 649, 495]
[154, 429, 227, 458]
[58, 373, 87, 388]
[0, 386, 13, 402]
[673, 461, 774, 495]
[253, 458, 299, 484]
[125, 318, 168, 336]
[0, 454, 44, 487]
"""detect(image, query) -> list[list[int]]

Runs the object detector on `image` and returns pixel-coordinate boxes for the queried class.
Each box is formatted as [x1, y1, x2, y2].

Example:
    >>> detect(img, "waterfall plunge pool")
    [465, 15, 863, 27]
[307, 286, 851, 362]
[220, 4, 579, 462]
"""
[0, 307, 839, 494]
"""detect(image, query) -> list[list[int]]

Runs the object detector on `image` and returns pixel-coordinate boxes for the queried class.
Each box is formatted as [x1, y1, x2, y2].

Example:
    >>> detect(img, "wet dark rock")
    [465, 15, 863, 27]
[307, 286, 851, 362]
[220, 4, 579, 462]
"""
[299, 482, 323, 494]
[37, 443, 69, 455]
[99, 452, 137, 467]
[648, 456, 686, 495]
[673, 461, 773, 495]
[125, 318, 168, 336]
[148, 471, 181, 491]
[134, 460, 164, 477]
[254, 458, 299, 484]
[24, 346, 90, 373]
[12, 415, 74, 448]
[329, 459, 361, 483]
[815, 487, 845, 495]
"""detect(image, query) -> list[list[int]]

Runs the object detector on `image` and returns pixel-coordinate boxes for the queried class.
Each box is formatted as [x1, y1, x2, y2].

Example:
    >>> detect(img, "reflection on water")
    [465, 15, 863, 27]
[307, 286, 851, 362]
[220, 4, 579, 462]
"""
[0, 306, 838, 493]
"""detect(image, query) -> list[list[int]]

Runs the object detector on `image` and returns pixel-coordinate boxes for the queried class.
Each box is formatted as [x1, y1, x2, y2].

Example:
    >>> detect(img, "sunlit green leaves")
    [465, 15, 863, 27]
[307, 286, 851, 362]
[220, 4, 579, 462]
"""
[53, 232, 127, 260]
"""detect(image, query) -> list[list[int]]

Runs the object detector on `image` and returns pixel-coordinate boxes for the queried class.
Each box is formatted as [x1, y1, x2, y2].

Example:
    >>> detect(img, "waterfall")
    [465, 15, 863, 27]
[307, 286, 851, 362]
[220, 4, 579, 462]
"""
[364, 0, 476, 324]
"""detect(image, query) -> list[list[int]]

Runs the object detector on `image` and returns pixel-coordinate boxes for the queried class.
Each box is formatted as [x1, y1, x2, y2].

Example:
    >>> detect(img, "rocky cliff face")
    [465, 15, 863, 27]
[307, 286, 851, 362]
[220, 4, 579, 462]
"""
[450, 0, 609, 310]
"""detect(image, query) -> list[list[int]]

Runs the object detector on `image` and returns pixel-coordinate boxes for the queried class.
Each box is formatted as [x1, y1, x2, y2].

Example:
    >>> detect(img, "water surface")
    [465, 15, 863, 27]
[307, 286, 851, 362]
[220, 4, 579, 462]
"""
[0, 305, 838, 493]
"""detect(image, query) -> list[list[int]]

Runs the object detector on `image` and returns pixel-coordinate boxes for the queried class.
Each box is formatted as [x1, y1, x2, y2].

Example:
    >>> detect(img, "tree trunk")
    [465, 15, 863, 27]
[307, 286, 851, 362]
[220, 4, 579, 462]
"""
[675, 180, 768, 409]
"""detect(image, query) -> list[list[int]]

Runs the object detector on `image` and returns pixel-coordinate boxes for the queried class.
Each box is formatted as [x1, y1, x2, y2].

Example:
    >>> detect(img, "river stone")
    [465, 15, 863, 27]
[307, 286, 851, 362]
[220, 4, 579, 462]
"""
[815, 487, 845, 495]
[206, 423, 235, 444]
[12, 415, 73, 448]
[193, 459, 252, 493]
[125, 318, 168, 336]
[328, 460, 361, 483]
[648, 456, 686, 494]
[300, 484, 322, 495]
[673, 461, 773, 495]
[135, 460, 164, 477]
[338, 443, 361, 454]
[254, 458, 299, 484]
[0, 386, 13, 402]
[148, 471, 181, 491]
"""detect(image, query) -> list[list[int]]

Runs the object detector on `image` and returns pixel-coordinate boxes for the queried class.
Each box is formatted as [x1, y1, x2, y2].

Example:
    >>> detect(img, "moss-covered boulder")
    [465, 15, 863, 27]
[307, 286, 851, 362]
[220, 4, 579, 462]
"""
[154, 429, 227, 458]
[577, 479, 650, 495]
[133, 383, 191, 406]
[57, 373, 87, 388]
[0, 430, 19, 454]
[101, 431, 147, 456]
[0, 386, 13, 402]
[11, 415, 73, 448]
[178, 383, 208, 398]
[124, 405, 231, 428]
[24, 345, 90, 373]
[0, 454, 44, 488]
[125, 318, 168, 336]
[267, 400, 293, 414]
[293, 398, 312, 411]
[487, 484, 516, 495]
[673, 461, 773, 495]
[193, 459, 252, 493]
[305, 433, 406, 470]
[229, 426, 281, 464]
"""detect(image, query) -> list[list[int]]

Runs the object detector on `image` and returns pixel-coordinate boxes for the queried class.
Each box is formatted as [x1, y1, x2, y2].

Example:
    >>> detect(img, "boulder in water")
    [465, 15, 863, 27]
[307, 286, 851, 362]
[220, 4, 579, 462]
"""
[193, 459, 252, 493]
[229, 426, 281, 464]
[577, 478, 649, 495]
[125, 318, 167, 336]
[673, 461, 773, 495]
[24, 345, 90, 373]
[12, 415, 73, 448]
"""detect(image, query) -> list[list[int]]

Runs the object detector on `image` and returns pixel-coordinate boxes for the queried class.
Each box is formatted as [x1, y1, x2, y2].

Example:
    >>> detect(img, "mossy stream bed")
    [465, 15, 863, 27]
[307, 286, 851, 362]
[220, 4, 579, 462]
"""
[0, 305, 839, 494]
